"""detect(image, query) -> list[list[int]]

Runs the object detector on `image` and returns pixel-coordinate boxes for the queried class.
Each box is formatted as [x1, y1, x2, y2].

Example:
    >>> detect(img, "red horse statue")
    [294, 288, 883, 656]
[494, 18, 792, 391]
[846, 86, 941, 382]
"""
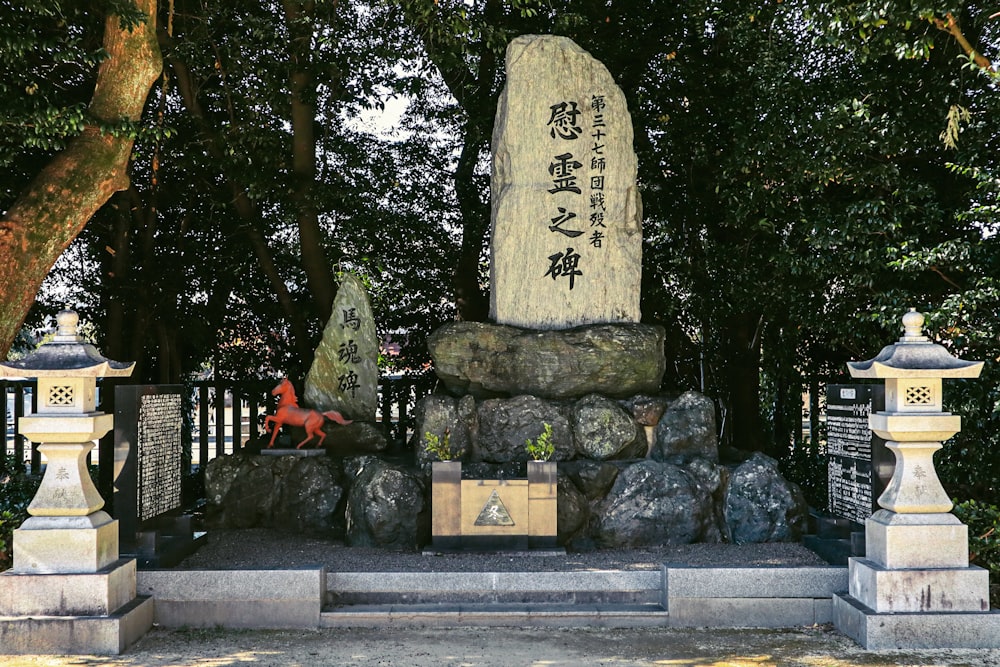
[264, 378, 352, 449]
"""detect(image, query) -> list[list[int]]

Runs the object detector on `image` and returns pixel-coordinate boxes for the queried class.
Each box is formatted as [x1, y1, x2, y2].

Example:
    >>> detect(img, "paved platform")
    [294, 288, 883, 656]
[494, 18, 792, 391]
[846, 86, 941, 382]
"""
[136, 564, 849, 630]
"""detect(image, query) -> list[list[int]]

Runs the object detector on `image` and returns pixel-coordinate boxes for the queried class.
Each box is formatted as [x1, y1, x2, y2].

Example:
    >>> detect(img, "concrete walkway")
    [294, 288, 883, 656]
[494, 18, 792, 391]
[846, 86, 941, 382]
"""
[3, 625, 998, 666]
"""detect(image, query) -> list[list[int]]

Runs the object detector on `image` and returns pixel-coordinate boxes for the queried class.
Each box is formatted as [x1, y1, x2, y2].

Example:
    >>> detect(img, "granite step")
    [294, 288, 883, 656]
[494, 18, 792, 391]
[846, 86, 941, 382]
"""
[321, 570, 668, 627]
[325, 570, 664, 606]
[319, 602, 669, 628]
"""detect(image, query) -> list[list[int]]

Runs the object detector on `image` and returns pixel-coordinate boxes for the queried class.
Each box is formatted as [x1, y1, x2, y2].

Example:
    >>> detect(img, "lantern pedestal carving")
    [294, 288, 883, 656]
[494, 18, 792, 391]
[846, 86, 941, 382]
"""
[0, 309, 153, 655]
[832, 309, 1000, 649]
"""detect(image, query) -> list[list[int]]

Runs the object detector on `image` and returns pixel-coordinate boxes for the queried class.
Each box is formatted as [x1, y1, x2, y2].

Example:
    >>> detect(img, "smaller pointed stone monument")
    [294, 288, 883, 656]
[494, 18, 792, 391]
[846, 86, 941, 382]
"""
[491, 34, 642, 330]
[304, 272, 379, 421]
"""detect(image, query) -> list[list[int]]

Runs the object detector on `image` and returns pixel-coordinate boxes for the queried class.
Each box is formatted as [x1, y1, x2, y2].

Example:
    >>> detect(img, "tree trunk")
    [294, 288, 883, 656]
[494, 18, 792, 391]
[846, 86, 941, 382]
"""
[0, 0, 161, 356]
[168, 54, 315, 370]
[722, 311, 767, 455]
[284, 0, 337, 322]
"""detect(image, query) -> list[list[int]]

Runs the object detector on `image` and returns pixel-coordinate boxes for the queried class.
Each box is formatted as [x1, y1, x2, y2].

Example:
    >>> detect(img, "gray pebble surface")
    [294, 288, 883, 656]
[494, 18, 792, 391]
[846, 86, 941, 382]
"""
[177, 528, 829, 571]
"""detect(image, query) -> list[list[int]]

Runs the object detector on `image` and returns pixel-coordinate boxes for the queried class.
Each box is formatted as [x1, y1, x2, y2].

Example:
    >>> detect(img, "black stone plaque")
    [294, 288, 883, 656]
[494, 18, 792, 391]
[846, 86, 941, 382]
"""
[114, 384, 201, 566]
[826, 384, 892, 524]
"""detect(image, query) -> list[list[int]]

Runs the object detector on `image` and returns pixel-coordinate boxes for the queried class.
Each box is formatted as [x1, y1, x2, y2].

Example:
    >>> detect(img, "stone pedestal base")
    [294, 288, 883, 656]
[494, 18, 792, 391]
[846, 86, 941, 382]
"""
[834, 593, 1000, 649]
[0, 596, 153, 655]
[866, 510, 968, 568]
[0, 559, 137, 616]
[13, 512, 119, 574]
[0, 558, 153, 655]
[849, 557, 989, 613]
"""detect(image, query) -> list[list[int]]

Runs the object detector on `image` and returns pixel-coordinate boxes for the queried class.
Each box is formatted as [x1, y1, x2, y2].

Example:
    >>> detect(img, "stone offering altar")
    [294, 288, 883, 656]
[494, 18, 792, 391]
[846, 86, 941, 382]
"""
[0, 309, 153, 654]
[833, 309, 1000, 649]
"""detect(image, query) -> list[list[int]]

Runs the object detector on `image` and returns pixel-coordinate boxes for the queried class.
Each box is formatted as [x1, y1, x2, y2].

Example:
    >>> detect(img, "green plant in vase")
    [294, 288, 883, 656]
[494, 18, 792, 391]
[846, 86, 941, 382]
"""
[424, 428, 463, 462]
[525, 423, 555, 461]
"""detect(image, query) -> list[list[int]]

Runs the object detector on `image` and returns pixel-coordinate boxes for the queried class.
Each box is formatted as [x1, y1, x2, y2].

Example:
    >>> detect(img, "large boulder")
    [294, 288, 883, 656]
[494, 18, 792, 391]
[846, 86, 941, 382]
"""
[723, 453, 808, 544]
[204, 454, 346, 535]
[651, 391, 718, 464]
[556, 471, 589, 546]
[345, 457, 427, 549]
[571, 393, 644, 460]
[560, 459, 619, 500]
[320, 421, 388, 456]
[273, 457, 345, 535]
[592, 460, 720, 547]
[204, 454, 280, 529]
[477, 395, 574, 463]
[428, 321, 665, 400]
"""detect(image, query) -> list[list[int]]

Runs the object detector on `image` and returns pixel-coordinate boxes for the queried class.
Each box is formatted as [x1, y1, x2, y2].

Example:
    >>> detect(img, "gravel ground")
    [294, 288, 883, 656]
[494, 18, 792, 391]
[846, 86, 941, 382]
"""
[5, 626, 1000, 666]
[176, 528, 831, 571]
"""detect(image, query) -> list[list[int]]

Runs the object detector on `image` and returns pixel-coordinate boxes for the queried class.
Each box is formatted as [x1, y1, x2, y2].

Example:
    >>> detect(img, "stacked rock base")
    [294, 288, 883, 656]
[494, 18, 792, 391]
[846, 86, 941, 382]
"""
[833, 509, 1000, 649]
[420, 321, 810, 550]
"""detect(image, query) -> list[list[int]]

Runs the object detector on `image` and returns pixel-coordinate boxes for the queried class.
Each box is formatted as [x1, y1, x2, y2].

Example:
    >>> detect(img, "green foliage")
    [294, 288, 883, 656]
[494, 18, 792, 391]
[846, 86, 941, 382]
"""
[778, 439, 829, 510]
[953, 499, 1000, 606]
[525, 422, 555, 462]
[0, 456, 42, 571]
[424, 428, 463, 462]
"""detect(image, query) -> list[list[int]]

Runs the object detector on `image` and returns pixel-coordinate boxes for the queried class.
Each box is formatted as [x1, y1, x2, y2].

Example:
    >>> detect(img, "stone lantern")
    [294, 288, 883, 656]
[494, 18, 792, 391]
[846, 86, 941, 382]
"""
[833, 309, 1000, 649]
[0, 309, 152, 655]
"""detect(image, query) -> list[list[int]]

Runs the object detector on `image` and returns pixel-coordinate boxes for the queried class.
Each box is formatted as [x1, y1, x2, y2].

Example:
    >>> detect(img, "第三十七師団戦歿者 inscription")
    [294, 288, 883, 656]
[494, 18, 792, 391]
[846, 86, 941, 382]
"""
[490, 35, 642, 330]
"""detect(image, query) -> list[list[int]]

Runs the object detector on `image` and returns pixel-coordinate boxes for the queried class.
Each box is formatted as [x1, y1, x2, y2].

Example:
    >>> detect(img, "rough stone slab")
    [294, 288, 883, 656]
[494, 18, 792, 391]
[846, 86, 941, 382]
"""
[866, 510, 969, 568]
[664, 565, 848, 599]
[666, 597, 821, 628]
[0, 595, 153, 655]
[848, 557, 989, 613]
[833, 593, 1000, 649]
[137, 568, 324, 628]
[0, 558, 135, 616]
[490, 35, 642, 330]
[305, 273, 378, 420]
[428, 321, 665, 400]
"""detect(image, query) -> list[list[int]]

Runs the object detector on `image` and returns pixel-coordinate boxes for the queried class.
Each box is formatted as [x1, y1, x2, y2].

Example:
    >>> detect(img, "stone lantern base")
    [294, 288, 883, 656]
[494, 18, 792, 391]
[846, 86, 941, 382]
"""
[833, 509, 1000, 649]
[0, 512, 153, 654]
[833, 593, 1000, 650]
[13, 512, 119, 574]
[0, 556, 153, 654]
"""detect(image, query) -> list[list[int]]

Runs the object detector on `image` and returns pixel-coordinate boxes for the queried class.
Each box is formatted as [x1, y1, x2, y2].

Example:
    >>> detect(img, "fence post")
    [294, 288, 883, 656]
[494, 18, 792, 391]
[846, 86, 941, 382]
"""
[214, 385, 226, 457]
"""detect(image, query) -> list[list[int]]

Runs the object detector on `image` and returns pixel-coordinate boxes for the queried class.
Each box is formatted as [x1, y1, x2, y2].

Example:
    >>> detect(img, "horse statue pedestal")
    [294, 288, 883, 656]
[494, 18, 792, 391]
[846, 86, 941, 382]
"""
[260, 448, 327, 457]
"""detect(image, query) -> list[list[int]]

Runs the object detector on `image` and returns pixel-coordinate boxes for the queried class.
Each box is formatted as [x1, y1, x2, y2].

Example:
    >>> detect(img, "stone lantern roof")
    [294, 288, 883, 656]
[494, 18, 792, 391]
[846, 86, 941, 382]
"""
[0, 309, 134, 378]
[847, 309, 983, 379]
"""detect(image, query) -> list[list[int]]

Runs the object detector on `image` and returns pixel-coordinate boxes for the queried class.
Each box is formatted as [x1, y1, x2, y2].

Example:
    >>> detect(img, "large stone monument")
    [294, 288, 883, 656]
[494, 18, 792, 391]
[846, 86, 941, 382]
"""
[0, 309, 153, 654]
[491, 34, 642, 330]
[305, 272, 379, 421]
[833, 309, 1000, 649]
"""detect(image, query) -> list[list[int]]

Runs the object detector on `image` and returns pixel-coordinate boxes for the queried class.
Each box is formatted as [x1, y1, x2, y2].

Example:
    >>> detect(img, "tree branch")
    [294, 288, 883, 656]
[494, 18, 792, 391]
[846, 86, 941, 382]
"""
[934, 12, 994, 72]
